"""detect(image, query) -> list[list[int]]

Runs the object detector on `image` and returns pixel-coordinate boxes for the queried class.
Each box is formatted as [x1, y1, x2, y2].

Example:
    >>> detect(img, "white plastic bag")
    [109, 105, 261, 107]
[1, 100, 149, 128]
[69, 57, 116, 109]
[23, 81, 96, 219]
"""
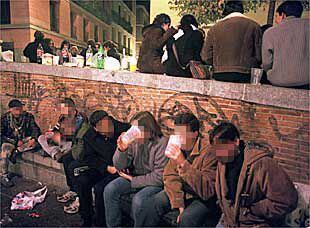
[11, 186, 48, 210]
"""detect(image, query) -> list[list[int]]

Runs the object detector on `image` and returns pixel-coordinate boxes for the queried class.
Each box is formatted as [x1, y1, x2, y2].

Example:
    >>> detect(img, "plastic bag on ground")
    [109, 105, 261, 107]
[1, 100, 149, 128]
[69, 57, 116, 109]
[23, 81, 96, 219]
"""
[10, 186, 48, 210]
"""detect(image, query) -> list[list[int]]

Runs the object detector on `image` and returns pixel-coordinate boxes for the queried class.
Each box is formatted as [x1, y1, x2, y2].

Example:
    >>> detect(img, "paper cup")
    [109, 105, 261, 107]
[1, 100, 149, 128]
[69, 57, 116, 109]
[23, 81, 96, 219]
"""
[165, 135, 182, 159]
[53, 56, 59, 65]
[251, 68, 263, 85]
[121, 126, 141, 145]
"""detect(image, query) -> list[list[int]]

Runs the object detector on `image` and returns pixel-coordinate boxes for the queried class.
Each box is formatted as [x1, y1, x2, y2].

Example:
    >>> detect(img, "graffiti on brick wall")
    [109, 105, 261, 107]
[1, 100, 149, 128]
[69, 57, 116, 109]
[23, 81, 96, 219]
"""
[158, 92, 241, 136]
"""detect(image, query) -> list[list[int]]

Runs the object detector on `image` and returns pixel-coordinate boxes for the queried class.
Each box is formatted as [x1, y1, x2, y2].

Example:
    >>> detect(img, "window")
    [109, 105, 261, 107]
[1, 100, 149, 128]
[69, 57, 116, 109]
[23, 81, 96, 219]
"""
[112, 28, 116, 42]
[128, 38, 131, 54]
[50, 0, 59, 32]
[102, 30, 106, 42]
[123, 35, 126, 48]
[118, 31, 121, 47]
[83, 18, 89, 41]
[70, 12, 77, 39]
[118, 5, 121, 17]
[94, 25, 98, 41]
[1, 0, 10, 24]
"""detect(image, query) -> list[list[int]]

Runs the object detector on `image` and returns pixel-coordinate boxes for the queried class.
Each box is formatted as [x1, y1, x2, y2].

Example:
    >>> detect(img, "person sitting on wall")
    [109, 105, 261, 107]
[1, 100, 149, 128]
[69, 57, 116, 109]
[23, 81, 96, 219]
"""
[95, 42, 101, 52]
[54, 98, 88, 215]
[103, 40, 121, 62]
[210, 122, 298, 227]
[164, 15, 204, 78]
[71, 110, 130, 227]
[104, 111, 169, 227]
[202, 0, 262, 83]
[0, 99, 41, 187]
[56, 40, 72, 65]
[44, 38, 57, 56]
[137, 13, 177, 74]
[140, 113, 220, 227]
[80, 39, 97, 65]
[23, 31, 49, 63]
[262, 1, 309, 89]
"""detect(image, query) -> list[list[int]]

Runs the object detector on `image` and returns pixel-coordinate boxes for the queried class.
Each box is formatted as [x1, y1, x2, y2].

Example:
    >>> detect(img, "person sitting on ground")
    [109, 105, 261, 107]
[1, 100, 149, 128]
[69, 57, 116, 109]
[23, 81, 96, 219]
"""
[140, 113, 220, 227]
[0, 99, 41, 187]
[103, 40, 121, 62]
[38, 116, 73, 161]
[55, 98, 88, 215]
[262, 1, 309, 89]
[72, 110, 130, 226]
[137, 13, 177, 74]
[210, 122, 298, 227]
[202, 0, 262, 83]
[164, 14, 204, 78]
[104, 111, 169, 227]
[23, 31, 49, 63]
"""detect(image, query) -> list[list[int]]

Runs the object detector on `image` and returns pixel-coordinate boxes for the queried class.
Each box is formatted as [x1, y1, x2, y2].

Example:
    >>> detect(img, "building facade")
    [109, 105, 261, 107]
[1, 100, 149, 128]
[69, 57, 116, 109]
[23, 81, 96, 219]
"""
[136, 1, 150, 58]
[0, 0, 136, 61]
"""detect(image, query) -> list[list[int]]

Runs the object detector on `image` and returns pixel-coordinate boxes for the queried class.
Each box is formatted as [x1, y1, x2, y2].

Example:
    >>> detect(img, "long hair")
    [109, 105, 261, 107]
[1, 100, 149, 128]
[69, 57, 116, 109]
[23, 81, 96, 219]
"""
[153, 13, 171, 26]
[130, 111, 163, 141]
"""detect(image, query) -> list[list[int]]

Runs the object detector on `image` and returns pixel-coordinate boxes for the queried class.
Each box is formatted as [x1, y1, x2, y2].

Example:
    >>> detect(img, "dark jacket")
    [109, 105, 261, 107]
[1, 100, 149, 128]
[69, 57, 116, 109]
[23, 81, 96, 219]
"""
[1, 111, 41, 146]
[137, 24, 177, 74]
[164, 29, 204, 77]
[202, 14, 262, 74]
[107, 48, 121, 62]
[163, 138, 217, 209]
[216, 142, 298, 227]
[23, 40, 49, 63]
[113, 136, 169, 188]
[76, 119, 130, 176]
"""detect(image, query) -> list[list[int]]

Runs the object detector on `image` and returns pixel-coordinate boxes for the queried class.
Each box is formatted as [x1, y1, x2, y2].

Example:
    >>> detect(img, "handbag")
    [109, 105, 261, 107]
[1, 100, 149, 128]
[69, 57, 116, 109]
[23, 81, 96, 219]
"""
[172, 43, 213, 79]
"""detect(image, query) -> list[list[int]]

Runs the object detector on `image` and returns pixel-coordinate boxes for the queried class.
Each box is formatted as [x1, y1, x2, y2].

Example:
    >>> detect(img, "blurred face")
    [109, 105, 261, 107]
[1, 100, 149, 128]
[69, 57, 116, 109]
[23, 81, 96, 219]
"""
[60, 118, 76, 137]
[212, 139, 240, 164]
[97, 44, 101, 50]
[10, 107, 23, 118]
[51, 131, 61, 144]
[94, 117, 114, 137]
[275, 12, 285, 24]
[162, 23, 170, 31]
[60, 103, 76, 117]
[174, 125, 198, 151]
[49, 41, 54, 48]
[63, 44, 69, 49]
[131, 120, 151, 143]
[103, 46, 110, 52]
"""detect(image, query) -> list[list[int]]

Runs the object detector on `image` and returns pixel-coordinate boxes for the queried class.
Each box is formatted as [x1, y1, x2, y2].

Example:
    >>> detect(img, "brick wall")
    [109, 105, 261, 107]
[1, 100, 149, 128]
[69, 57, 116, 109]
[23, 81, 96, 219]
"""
[1, 71, 309, 184]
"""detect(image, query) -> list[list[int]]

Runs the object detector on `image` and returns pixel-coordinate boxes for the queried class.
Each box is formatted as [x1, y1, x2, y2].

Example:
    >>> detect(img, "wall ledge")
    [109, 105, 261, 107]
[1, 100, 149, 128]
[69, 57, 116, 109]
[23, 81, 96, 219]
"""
[1, 62, 309, 111]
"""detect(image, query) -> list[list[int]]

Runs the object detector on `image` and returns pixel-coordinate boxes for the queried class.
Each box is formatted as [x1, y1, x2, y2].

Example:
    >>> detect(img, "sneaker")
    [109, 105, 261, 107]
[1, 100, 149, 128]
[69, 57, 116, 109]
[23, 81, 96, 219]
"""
[64, 197, 79, 214]
[57, 191, 77, 203]
[0, 174, 14, 187]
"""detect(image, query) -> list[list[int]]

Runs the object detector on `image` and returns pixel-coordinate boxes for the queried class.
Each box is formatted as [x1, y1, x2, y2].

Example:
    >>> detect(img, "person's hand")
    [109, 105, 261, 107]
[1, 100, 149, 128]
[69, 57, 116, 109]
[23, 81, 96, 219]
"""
[177, 207, 184, 224]
[17, 140, 23, 147]
[118, 171, 133, 181]
[165, 144, 182, 160]
[117, 133, 128, 152]
[107, 166, 117, 174]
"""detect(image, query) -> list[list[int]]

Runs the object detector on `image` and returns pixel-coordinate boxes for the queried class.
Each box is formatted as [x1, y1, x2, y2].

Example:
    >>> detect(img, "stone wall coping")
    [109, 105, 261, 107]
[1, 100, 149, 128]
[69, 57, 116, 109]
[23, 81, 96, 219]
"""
[1, 62, 309, 111]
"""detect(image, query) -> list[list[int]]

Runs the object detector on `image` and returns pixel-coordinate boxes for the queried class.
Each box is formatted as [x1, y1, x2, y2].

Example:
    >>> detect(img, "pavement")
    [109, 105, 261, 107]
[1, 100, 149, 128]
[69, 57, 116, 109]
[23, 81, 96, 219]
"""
[0, 176, 81, 227]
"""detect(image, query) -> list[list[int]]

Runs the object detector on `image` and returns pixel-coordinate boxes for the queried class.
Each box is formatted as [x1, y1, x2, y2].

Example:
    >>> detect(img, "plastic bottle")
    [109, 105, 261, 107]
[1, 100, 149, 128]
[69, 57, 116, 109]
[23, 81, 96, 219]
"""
[121, 48, 128, 70]
[36, 43, 44, 64]
[85, 45, 93, 66]
[97, 45, 104, 69]
[129, 55, 137, 72]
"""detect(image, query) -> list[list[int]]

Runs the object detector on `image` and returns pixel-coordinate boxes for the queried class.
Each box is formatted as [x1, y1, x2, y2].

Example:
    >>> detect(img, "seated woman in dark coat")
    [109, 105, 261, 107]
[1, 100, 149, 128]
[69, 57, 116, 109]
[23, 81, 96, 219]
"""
[164, 14, 204, 78]
[137, 13, 177, 74]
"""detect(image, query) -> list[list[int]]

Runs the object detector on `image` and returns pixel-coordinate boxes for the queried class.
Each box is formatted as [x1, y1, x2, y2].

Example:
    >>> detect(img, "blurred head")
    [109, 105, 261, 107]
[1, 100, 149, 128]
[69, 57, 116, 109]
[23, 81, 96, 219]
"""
[51, 130, 61, 145]
[8, 99, 24, 118]
[95, 42, 101, 51]
[174, 113, 200, 151]
[59, 116, 76, 137]
[222, 0, 244, 17]
[87, 39, 96, 48]
[70, 46, 79, 55]
[275, 1, 303, 24]
[60, 40, 70, 50]
[60, 98, 77, 117]
[180, 14, 199, 31]
[261, 24, 272, 35]
[44, 38, 54, 48]
[130, 111, 163, 143]
[209, 122, 240, 164]
[103, 40, 117, 52]
[34, 31, 44, 42]
[153, 13, 171, 31]
[89, 110, 114, 137]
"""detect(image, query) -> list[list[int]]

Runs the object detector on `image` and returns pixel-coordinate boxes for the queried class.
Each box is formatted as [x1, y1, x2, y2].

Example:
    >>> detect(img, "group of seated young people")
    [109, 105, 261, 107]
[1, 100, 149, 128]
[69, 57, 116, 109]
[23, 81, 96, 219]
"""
[138, 0, 309, 89]
[1, 97, 298, 227]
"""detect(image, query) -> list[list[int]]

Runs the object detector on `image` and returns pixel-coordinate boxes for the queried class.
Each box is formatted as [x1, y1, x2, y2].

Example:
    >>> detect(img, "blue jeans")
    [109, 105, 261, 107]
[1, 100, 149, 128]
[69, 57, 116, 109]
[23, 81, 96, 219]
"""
[140, 190, 220, 227]
[104, 177, 162, 227]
